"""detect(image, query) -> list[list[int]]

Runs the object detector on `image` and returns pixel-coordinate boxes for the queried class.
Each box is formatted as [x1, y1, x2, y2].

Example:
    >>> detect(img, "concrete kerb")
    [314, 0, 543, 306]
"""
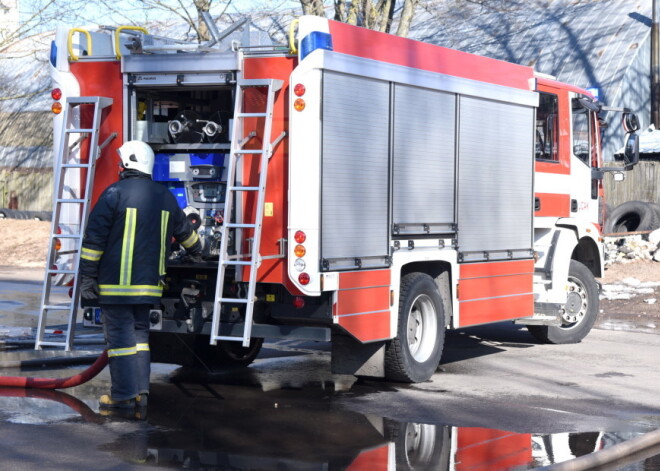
[539, 429, 660, 470]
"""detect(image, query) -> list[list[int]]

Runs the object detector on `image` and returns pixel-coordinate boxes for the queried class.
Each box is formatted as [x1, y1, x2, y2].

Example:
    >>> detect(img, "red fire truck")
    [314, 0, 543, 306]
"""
[39, 15, 639, 382]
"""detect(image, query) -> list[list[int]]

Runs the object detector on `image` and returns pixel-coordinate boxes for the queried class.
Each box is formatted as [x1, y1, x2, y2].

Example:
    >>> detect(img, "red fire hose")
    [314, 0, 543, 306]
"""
[0, 350, 108, 389]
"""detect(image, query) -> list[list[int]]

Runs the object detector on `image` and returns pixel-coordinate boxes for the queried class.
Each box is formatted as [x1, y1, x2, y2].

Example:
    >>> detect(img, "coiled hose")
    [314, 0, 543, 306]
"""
[0, 350, 108, 389]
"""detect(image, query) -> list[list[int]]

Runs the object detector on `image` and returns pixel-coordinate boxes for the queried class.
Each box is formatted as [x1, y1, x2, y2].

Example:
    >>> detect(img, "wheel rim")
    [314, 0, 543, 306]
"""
[404, 423, 437, 466]
[406, 294, 438, 362]
[560, 275, 588, 329]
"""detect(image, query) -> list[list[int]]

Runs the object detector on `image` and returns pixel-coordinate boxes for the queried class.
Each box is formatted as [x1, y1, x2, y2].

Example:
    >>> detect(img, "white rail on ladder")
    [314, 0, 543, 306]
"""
[36, 96, 115, 351]
[209, 78, 283, 347]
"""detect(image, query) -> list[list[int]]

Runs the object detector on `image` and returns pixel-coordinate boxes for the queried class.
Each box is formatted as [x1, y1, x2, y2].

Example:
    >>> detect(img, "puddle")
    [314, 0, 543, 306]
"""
[0, 372, 657, 470]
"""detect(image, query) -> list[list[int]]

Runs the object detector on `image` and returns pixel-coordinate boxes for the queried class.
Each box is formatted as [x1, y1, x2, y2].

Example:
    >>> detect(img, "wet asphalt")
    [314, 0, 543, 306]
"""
[0, 270, 660, 470]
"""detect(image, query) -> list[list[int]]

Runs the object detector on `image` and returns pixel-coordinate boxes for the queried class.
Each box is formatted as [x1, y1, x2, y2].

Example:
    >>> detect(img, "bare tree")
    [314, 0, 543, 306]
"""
[299, 0, 419, 37]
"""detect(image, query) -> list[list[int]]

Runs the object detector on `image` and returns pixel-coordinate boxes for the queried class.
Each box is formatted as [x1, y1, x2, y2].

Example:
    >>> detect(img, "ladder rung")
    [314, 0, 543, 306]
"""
[230, 186, 260, 192]
[66, 128, 94, 134]
[222, 260, 253, 266]
[56, 198, 85, 204]
[226, 223, 257, 229]
[61, 163, 91, 169]
[54, 234, 82, 239]
[47, 269, 77, 275]
[234, 150, 264, 155]
[43, 305, 72, 311]
[219, 298, 249, 304]
[211, 336, 246, 342]
[237, 113, 267, 118]
[36, 341, 69, 348]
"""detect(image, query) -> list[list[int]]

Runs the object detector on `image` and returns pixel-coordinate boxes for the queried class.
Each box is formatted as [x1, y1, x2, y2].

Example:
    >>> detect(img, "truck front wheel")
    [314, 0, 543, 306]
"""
[527, 260, 599, 344]
[385, 273, 445, 383]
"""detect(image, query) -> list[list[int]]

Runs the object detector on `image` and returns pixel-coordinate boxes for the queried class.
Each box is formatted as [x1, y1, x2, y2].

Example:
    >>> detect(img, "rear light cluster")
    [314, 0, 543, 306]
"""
[51, 88, 62, 114]
[293, 83, 306, 111]
[293, 230, 310, 285]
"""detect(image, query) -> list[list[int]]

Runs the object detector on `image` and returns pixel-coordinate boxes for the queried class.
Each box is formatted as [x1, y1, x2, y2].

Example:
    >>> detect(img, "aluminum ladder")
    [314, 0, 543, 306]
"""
[210, 78, 284, 347]
[35, 96, 115, 351]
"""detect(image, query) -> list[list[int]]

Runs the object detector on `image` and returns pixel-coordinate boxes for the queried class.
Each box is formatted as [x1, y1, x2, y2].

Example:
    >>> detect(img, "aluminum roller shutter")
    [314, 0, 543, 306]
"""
[457, 96, 534, 262]
[392, 85, 456, 235]
[321, 71, 390, 270]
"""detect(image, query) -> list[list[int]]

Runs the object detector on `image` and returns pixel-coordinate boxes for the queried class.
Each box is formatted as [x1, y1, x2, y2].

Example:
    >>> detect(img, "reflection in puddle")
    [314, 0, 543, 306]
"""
[0, 381, 656, 470]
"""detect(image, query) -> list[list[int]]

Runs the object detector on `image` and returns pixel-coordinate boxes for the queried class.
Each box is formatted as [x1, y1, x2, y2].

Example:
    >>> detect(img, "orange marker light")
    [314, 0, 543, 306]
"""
[294, 244, 306, 257]
[51, 102, 63, 114]
[294, 98, 306, 111]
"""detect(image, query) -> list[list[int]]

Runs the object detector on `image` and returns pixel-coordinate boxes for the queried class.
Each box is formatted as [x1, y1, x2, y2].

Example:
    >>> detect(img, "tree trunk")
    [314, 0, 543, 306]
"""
[194, 0, 211, 42]
[395, 0, 418, 37]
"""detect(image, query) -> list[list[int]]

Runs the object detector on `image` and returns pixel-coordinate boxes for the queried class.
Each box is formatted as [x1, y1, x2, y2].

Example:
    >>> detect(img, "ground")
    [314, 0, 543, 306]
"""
[1, 219, 659, 329]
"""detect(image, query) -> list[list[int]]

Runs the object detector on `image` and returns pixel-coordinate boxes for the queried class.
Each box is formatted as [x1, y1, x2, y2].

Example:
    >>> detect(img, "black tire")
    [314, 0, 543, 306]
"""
[150, 331, 262, 369]
[604, 201, 659, 233]
[0, 211, 5, 219]
[385, 273, 445, 383]
[527, 260, 598, 344]
[192, 335, 263, 369]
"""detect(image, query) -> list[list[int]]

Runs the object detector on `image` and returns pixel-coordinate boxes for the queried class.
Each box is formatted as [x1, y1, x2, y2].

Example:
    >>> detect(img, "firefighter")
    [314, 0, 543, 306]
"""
[79, 140, 202, 409]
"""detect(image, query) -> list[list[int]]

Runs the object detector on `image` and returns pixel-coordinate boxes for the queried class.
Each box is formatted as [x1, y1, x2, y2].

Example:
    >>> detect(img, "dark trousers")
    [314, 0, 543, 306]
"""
[101, 304, 151, 400]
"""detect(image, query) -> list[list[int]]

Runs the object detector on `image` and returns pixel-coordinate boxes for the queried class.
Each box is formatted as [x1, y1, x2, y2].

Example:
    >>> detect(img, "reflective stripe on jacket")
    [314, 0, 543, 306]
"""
[80, 171, 198, 304]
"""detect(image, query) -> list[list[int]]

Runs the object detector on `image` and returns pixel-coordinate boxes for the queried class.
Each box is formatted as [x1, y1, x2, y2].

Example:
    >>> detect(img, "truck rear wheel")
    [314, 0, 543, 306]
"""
[385, 273, 445, 383]
[527, 260, 598, 344]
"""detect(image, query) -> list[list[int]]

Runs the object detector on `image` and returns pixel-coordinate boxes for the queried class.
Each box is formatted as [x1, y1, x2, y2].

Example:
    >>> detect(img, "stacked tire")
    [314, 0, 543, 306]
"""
[604, 201, 660, 234]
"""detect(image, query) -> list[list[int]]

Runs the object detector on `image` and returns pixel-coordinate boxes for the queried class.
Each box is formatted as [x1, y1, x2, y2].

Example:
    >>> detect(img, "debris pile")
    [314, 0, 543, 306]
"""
[600, 277, 660, 301]
[604, 229, 660, 267]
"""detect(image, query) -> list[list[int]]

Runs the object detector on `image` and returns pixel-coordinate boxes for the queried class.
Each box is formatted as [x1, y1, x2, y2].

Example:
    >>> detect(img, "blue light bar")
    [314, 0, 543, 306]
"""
[50, 40, 57, 67]
[300, 31, 333, 61]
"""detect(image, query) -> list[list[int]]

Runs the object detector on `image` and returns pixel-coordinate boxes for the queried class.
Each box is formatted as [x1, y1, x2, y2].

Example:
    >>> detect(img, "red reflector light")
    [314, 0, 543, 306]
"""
[51, 88, 62, 100]
[294, 244, 306, 257]
[299, 273, 310, 285]
[51, 102, 62, 114]
[294, 83, 306, 97]
[294, 98, 305, 111]
[294, 230, 306, 243]
[50, 264, 58, 276]
[293, 296, 305, 309]
[68, 287, 74, 298]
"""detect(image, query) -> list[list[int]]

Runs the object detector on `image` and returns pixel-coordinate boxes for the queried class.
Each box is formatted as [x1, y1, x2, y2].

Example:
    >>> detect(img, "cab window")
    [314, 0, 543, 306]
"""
[536, 93, 559, 161]
[572, 98, 591, 166]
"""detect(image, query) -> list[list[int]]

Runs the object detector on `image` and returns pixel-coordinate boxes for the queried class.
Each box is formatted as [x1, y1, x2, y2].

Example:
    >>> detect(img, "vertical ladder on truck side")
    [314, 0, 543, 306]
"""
[35, 96, 115, 351]
[209, 79, 283, 347]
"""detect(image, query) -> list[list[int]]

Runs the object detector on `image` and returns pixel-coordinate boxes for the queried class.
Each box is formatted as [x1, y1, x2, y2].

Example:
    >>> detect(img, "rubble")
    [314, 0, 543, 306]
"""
[604, 233, 660, 267]
[600, 278, 660, 301]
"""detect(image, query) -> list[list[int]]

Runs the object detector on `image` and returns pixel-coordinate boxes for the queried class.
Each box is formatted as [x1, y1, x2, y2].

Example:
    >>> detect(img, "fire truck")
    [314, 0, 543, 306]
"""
[39, 15, 640, 382]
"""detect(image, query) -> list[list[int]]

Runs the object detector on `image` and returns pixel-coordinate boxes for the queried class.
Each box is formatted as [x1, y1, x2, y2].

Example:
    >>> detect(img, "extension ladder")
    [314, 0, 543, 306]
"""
[209, 78, 284, 347]
[35, 96, 115, 351]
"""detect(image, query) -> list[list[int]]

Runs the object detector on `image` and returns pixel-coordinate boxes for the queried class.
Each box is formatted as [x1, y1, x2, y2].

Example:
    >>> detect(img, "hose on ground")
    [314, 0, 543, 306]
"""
[0, 350, 108, 389]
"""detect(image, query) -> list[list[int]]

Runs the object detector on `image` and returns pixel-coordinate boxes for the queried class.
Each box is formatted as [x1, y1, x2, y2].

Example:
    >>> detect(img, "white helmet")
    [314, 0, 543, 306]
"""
[117, 140, 154, 176]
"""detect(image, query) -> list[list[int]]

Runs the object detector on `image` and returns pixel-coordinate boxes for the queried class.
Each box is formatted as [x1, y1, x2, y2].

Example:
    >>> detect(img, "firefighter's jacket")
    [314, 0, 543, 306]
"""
[80, 171, 199, 305]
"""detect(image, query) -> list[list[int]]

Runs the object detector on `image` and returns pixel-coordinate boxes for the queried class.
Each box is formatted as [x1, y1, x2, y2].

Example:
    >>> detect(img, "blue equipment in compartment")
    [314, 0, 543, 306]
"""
[153, 153, 225, 209]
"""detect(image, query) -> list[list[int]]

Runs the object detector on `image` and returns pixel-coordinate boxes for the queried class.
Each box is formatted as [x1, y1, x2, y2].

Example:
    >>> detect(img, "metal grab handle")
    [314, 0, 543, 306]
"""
[114, 26, 148, 59]
[67, 28, 92, 61]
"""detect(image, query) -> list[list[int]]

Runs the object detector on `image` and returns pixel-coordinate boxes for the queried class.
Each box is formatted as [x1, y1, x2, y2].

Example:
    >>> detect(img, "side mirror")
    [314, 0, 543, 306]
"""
[623, 133, 639, 168]
[623, 112, 640, 133]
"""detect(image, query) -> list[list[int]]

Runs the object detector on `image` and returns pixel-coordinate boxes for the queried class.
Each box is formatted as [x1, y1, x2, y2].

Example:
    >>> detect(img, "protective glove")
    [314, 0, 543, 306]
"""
[181, 239, 203, 264]
[80, 275, 99, 301]
[181, 251, 203, 264]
